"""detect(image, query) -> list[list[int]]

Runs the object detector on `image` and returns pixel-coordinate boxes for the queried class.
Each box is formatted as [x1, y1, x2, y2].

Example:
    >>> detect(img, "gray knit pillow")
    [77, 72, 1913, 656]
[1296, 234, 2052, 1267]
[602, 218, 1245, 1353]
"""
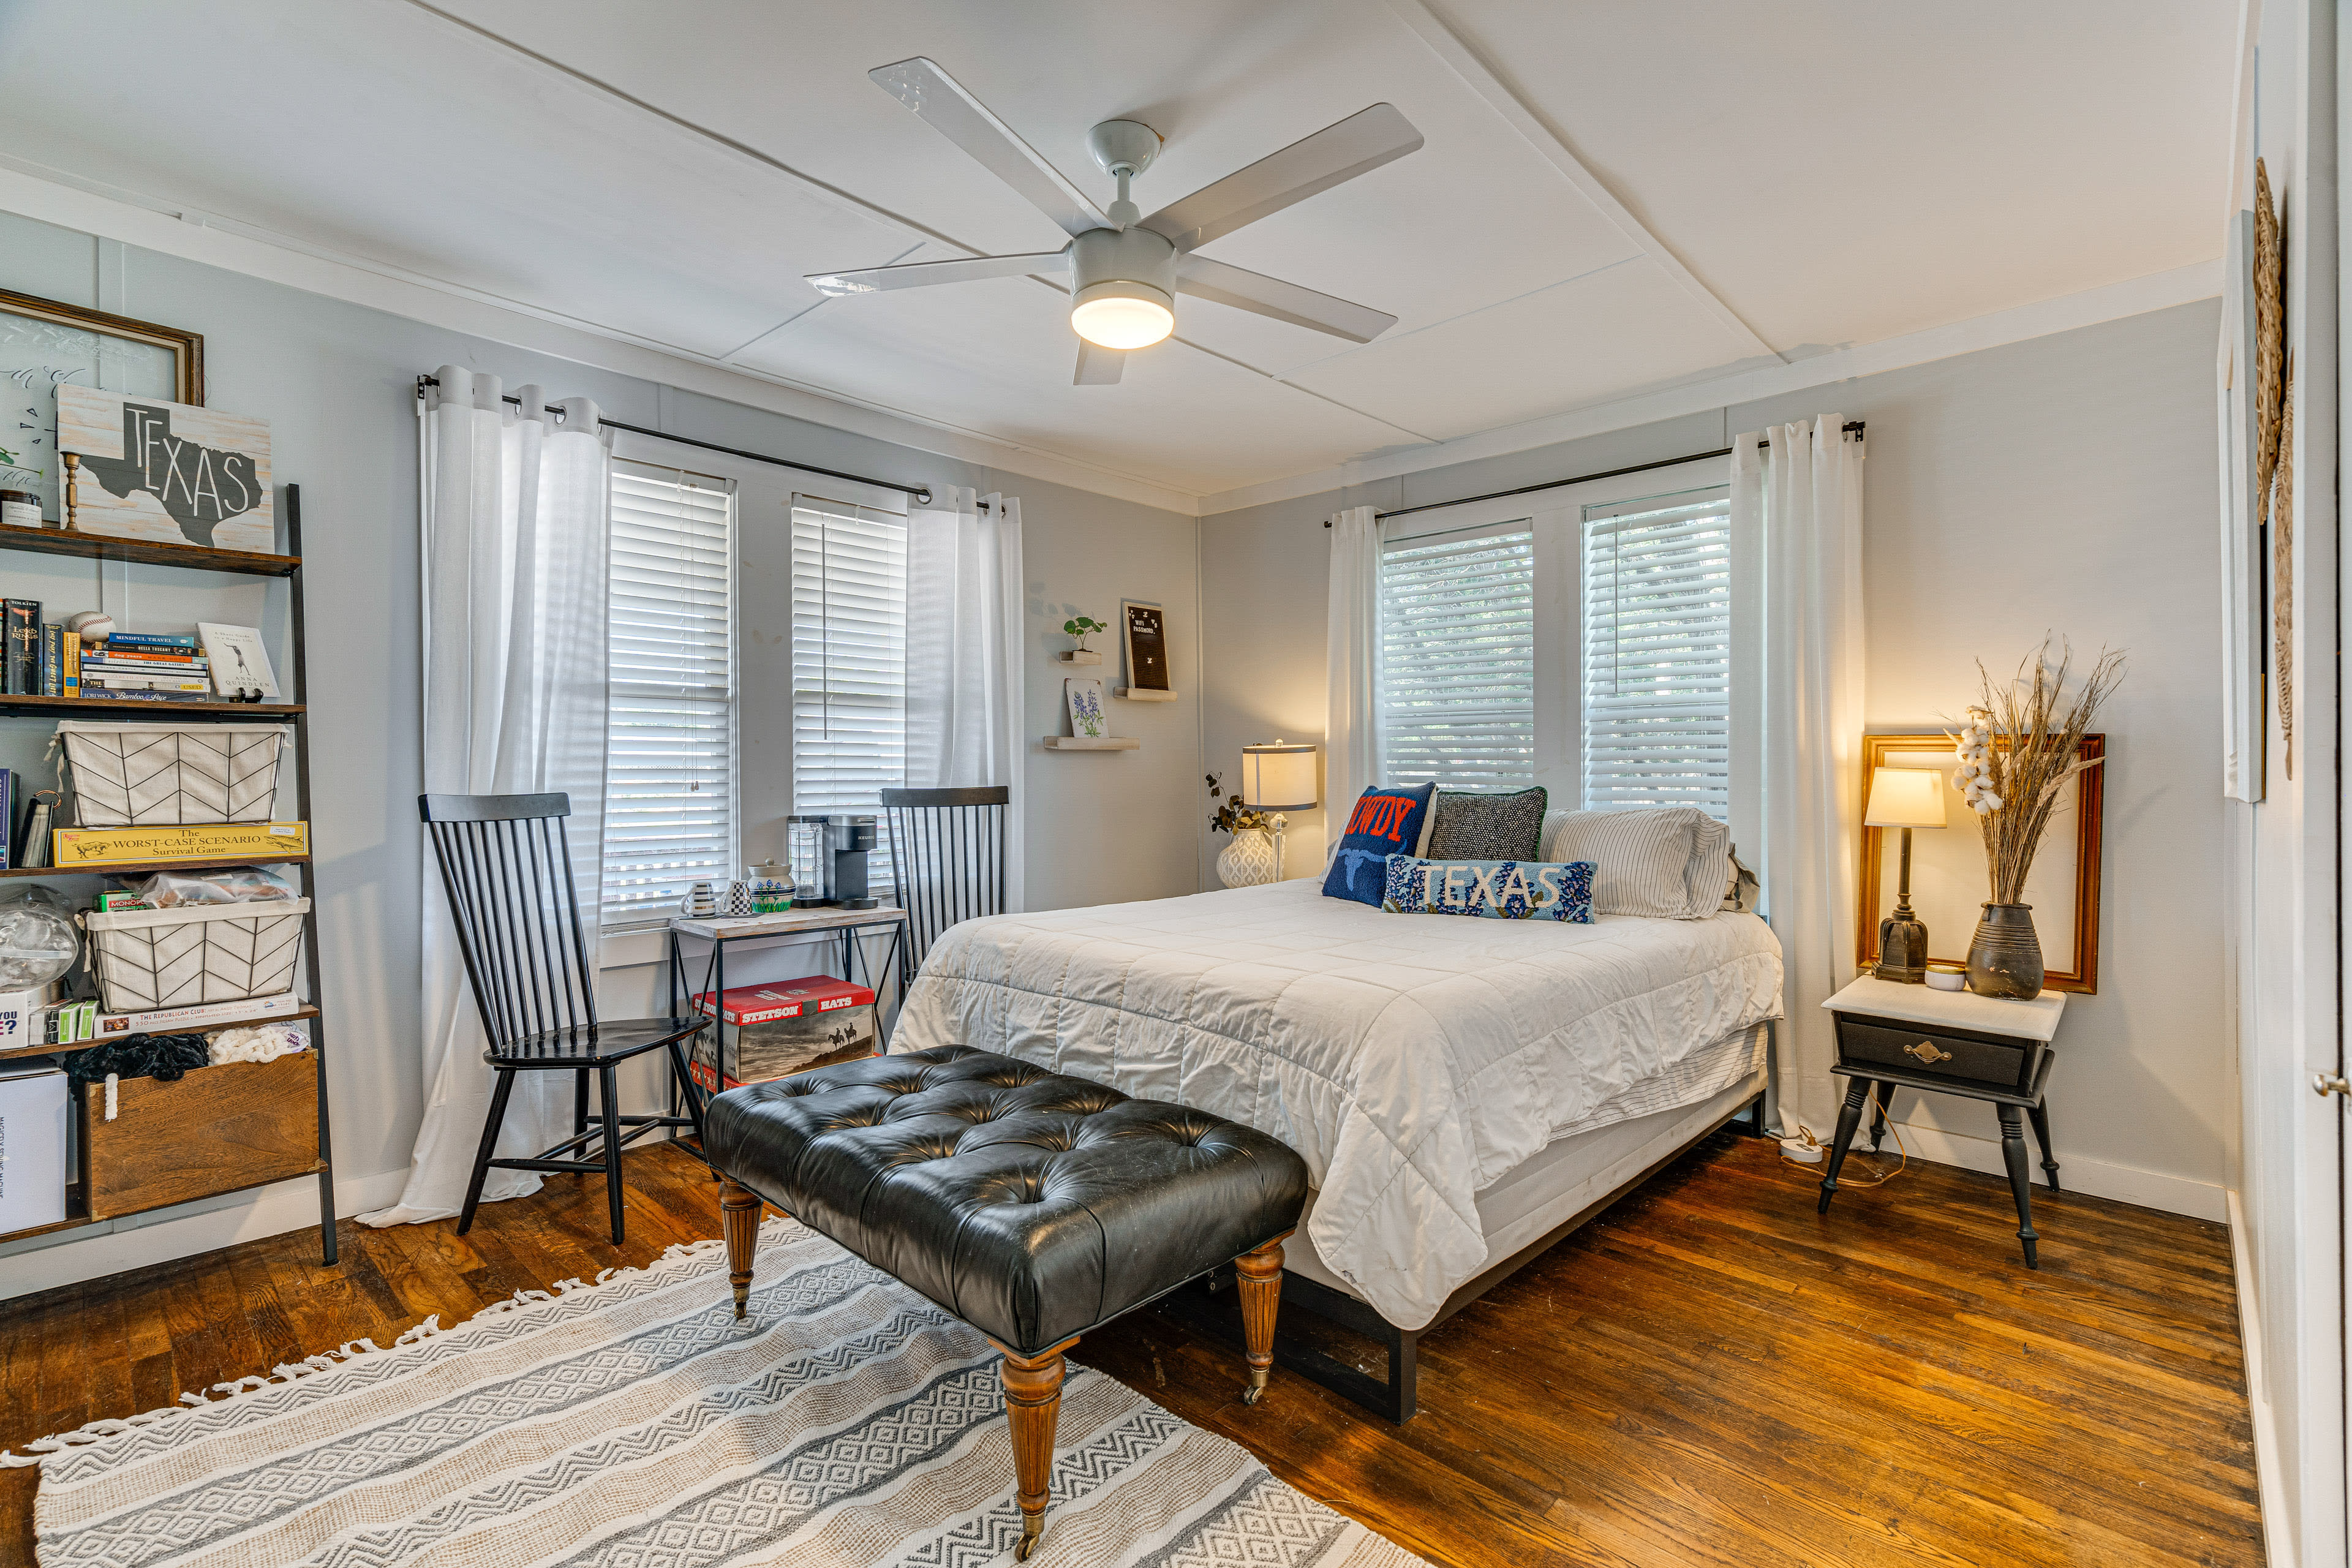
[1425, 786, 1548, 861]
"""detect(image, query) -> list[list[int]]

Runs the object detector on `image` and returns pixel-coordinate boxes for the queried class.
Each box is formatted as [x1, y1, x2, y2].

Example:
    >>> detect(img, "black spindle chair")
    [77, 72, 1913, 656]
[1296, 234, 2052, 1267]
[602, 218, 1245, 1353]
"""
[880, 786, 1011, 989]
[420, 792, 707, 1245]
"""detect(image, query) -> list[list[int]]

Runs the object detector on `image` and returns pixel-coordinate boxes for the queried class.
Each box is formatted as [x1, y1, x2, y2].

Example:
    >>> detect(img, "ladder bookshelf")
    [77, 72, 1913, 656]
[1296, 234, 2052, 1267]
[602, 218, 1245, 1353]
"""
[0, 483, 336, 1264]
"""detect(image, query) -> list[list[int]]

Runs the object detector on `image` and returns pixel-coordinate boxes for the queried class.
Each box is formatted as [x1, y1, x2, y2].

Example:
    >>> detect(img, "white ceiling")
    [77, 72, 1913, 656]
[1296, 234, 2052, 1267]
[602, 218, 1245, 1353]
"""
[0, 0, 2232, 503]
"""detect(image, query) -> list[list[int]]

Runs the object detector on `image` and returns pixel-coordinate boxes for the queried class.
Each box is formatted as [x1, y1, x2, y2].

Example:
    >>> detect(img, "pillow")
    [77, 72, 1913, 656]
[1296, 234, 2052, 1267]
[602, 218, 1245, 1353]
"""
[1539, 807, 1730, 919]
[1425, 786, 1548, 861]
[1322, 783, 1438, 905]
[1381, 854, 1594, 922]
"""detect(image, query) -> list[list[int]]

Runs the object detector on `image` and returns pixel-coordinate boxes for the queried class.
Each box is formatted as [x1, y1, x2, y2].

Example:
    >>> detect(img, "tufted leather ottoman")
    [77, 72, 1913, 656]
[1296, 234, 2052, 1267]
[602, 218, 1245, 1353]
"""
[704, 1044, 1310, 1560]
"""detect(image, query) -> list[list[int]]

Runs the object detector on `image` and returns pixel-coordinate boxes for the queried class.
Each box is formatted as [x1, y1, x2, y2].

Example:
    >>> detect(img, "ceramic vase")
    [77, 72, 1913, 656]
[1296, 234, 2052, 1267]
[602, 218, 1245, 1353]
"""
[1965, 902, 2044, 999]
[1217, 828, 1278, 888]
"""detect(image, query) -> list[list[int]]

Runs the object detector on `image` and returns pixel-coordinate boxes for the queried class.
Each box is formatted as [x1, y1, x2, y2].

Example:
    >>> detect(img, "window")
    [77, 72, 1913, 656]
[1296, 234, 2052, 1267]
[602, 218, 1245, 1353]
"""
[1580, 490, 1732, 815]
[601, 462, 736, 929]
[791, 498, 907, 884]
[1378, 529, 1537, 790]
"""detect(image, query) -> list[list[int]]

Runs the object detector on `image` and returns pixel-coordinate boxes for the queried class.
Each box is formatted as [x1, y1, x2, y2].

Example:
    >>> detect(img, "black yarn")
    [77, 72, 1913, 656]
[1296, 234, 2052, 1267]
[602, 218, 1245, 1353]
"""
[62, 1033, 209, 1087]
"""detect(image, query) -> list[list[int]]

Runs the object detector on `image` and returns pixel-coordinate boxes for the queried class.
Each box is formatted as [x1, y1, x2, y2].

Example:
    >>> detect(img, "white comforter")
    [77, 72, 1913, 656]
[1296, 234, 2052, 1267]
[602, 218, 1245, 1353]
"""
[893, 880, 1784, 1329]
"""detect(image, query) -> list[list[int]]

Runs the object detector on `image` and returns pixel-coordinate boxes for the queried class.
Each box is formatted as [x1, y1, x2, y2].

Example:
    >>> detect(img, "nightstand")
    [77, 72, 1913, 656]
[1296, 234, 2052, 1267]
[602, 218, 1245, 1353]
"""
[1817, 975, 2068, 1267]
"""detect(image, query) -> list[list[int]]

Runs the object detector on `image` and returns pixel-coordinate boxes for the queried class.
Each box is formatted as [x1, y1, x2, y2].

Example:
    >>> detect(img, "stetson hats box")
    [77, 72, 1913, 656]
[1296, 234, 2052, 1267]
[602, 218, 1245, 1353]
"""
[687, 974, 876, 1093]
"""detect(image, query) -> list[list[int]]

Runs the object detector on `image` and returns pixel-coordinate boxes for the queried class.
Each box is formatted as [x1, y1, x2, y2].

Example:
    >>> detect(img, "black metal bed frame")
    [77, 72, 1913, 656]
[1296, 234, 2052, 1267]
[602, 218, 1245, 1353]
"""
[1154, 1091, 1771, 1422]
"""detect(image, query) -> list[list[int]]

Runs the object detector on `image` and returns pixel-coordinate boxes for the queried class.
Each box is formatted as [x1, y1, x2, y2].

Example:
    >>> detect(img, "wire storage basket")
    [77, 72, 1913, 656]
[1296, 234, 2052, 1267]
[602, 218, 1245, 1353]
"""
[81, 897, 311, 1013]
[53, 722, 288, 826]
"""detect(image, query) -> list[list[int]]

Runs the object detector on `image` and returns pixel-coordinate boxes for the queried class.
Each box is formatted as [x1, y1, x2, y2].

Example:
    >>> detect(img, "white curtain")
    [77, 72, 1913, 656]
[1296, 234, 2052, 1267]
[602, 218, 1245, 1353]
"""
[905, 485, 1026, 913]
[1325, 505, 1382, 842]
[1730, 415, 1865, 1136]
[361, 366, 613, 1228]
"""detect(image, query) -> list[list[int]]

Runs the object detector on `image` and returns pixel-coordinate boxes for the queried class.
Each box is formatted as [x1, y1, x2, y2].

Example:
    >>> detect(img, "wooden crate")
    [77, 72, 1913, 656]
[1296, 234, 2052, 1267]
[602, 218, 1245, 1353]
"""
[82, 1053, 322, 1221]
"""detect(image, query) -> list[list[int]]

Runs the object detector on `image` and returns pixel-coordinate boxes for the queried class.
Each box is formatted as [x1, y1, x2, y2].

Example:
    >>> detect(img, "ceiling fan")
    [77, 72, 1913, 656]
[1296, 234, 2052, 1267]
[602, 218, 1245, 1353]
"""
[808, 58, 1425, 385]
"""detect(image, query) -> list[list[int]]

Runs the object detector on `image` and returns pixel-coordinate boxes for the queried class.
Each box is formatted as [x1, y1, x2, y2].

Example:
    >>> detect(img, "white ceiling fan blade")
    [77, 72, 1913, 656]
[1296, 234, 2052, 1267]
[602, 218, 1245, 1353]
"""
[1175, 255, 1396, 343]
[870, 57, 1108, 239]
[1073, 341, 1126, 385]
[1139, 104, 1423, 254]
[807, 251, 1067, 296]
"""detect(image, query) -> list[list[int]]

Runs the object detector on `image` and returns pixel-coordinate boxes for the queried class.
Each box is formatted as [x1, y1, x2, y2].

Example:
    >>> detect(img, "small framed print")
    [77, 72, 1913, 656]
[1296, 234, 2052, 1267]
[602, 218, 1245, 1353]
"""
[1121, 600, 1172, 693]
[1064, 677, 1109, 739]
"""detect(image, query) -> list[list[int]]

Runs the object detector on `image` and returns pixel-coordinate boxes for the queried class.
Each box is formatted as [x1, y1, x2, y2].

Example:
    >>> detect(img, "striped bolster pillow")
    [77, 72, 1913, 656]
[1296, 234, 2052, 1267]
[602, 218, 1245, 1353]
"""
[1538, 807, 1731, 919]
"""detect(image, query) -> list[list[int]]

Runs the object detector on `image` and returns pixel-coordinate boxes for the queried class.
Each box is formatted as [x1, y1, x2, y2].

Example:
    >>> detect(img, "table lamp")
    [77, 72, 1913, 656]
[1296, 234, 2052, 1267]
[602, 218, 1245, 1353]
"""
[1866, 765, 1947, 983]
[1240, 741, 1318, 880]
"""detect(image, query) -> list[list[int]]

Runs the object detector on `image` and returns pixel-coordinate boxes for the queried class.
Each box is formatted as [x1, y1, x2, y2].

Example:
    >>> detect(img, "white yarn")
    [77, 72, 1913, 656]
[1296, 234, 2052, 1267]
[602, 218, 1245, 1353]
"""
[207, 1025, 308, 1065]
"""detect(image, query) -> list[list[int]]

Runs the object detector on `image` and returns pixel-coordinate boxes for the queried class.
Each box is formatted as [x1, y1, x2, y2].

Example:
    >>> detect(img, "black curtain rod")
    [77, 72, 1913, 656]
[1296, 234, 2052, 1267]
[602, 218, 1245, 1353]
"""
[1337, 421, 1866, 526]
[415, 375, 933, 505]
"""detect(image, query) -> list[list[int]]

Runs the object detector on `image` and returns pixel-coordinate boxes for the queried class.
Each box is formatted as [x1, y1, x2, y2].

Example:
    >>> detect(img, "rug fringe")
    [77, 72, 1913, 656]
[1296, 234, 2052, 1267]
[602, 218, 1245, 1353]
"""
[0, 1226, 763, 1466]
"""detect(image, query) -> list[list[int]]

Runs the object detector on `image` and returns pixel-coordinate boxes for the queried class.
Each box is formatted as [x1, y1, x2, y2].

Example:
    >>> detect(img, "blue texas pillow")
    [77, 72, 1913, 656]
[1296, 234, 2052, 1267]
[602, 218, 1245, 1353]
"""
[1322, 783, 1437, 906]
[1381, 855, 1596, 922]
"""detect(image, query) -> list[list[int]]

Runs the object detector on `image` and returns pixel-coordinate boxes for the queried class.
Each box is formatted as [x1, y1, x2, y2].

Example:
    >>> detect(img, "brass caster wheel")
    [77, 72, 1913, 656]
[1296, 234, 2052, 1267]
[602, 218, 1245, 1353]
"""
[1015, 1515, 1044, 1561]
[1241, 1385, 1262, 1406]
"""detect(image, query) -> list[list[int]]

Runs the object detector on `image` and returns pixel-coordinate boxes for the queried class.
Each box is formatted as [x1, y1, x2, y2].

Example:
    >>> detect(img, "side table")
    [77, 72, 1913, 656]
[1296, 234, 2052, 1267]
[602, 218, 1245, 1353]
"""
[1818, 975, 2068, 1268]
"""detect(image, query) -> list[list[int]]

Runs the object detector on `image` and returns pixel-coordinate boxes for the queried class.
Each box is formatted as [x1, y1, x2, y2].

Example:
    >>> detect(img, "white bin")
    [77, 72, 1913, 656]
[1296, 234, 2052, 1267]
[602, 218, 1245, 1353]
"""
[54, 721, 287, 826]
[82, 897, 310, 1014]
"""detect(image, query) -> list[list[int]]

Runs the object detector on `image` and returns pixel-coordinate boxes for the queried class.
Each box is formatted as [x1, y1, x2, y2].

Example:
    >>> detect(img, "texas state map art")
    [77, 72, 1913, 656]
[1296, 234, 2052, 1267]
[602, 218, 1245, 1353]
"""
[56, 384, 274, 552]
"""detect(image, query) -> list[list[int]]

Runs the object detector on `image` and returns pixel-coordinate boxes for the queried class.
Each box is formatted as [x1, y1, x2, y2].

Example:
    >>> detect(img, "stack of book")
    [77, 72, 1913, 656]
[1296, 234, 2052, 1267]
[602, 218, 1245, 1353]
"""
[80, 631, 212, 699]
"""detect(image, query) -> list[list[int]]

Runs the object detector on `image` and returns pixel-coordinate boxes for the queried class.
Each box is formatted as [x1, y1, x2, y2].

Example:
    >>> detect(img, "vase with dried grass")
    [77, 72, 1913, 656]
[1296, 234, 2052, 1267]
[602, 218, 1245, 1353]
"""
[1947, 641, 2125, 1000]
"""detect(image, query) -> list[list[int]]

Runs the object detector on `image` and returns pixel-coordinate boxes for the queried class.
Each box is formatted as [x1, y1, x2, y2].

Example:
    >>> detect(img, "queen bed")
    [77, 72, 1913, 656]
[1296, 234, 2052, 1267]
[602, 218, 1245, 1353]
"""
[890, 875, 1784, 1419]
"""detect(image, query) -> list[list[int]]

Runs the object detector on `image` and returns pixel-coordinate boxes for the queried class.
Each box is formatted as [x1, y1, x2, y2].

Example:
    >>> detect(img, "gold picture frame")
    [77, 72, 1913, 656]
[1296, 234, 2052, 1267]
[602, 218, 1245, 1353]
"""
[1855, 731, 2105, 994]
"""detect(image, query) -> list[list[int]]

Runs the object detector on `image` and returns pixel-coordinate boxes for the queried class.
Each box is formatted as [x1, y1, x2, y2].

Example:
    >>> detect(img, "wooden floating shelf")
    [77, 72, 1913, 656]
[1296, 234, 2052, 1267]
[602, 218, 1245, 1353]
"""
[0, 521, 300, 577]
[0, 695, 301, 720]
[1, 853, 310, 879]
[0, 1006, 320, 1061]
[1114, 688, 1178, 702]
[1043, 736, 1139, 750]
[1055, 650, 1102, 666]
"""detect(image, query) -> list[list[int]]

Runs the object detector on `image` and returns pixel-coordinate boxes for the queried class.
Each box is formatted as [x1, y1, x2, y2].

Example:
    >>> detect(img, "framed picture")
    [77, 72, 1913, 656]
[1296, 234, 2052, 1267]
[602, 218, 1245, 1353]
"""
[1063, 677, 1109, 739]
[56, 384, 274, 552]
[0, 288, 203, 528]
[2218, 209, 2265, 802]
[1855, 732, 2105, 993]
[1121, 599, 1172, 693]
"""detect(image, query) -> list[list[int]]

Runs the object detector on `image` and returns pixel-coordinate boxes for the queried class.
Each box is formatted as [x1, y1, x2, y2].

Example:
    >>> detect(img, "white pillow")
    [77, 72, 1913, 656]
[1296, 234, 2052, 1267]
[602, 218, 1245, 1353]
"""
[1539, 807, 1731, 919]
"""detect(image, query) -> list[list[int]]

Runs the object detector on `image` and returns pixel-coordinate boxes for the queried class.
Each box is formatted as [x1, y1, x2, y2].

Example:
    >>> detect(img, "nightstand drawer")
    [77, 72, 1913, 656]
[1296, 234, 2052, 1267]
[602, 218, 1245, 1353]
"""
[1836, 1015, 2041, 1091]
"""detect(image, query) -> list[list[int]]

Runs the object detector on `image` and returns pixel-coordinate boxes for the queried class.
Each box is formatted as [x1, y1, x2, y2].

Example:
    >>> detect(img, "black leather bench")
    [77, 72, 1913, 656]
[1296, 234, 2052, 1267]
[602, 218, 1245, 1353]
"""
[704, 1044, 1310, 1561]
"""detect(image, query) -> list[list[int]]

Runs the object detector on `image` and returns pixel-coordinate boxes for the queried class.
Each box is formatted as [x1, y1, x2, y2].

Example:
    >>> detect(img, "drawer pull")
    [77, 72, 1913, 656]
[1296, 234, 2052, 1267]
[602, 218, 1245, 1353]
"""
[1904, 1040, 1953, 1065]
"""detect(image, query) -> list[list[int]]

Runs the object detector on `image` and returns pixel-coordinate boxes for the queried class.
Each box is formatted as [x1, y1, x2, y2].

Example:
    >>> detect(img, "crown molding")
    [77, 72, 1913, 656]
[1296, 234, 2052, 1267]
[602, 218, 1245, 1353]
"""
[1196, 257, 2224, 516]
[0, 159, 1207, 516]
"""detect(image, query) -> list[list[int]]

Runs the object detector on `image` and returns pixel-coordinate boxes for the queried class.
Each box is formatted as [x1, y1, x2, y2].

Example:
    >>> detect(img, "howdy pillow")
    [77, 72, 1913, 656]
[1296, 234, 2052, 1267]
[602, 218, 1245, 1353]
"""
[1321, 783, 1436, 906]
[1381, 855, 1596, 922]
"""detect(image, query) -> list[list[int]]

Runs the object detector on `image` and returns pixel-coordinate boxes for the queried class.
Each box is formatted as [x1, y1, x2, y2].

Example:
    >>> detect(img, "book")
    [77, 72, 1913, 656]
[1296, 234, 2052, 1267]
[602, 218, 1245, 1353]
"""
[81, 673, 215, 692]
[94, 991, 303, 1036]
[82, 662, 213, 679]
[3, 600, 37, 696]
[92, 649, 206, 666]
[17, 793, 50, 869]
[62, 630, 77, 698]
[106, 633, 198, 649]
[39, 624, 59, 696]
[198, 623, 279, 700]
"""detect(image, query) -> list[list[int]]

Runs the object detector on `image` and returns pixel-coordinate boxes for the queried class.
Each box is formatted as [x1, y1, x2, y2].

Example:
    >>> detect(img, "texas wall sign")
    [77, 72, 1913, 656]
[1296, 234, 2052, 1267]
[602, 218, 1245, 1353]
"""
[56, 384, 274, 552]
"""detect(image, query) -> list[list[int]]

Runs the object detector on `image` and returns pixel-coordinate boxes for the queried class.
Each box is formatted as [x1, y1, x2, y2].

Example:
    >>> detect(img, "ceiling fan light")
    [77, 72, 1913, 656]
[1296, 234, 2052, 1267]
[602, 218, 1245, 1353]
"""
[1071, 281, 1174, 350]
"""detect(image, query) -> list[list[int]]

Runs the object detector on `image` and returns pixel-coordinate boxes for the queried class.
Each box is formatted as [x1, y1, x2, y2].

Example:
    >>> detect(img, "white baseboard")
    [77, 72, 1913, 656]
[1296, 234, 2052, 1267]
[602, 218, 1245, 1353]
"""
[2228, 1189, 2293, 1568]
[0, 1164, 410, 1304]
[1856, 1115, 2227, 1222]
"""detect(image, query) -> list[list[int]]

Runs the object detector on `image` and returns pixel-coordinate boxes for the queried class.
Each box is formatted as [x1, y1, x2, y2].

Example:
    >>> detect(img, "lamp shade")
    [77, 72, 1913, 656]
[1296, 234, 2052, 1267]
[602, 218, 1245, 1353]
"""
[1864, 766, 1948, 829]
[1240, 742, 1318, 812]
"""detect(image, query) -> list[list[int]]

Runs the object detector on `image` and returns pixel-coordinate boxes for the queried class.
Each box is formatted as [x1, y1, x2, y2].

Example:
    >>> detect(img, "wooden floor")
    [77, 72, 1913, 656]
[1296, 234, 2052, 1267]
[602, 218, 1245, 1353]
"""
[0, 1132, 2261, 1567]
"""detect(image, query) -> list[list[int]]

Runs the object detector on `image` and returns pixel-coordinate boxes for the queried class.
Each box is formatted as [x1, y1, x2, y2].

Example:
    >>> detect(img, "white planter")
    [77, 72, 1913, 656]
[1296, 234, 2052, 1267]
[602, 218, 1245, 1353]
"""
[1217, 828, 1277, 888]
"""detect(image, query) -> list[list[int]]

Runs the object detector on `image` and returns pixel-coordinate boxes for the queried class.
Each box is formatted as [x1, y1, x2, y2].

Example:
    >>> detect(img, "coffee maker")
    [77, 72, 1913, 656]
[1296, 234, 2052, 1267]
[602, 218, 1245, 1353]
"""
[790, 813, 878, 908]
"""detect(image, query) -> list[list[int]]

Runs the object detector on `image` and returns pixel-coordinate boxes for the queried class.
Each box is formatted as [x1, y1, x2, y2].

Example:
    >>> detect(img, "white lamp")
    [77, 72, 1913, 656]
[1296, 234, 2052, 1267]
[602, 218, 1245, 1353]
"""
[1240, 741, 1319, 880]
[1864, 766, 1948, 982]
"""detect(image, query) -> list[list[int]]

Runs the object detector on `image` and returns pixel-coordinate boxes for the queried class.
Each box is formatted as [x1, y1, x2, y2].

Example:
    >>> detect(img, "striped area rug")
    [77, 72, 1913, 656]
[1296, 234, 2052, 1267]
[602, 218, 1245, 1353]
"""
[23, 1218, 1426, 1568]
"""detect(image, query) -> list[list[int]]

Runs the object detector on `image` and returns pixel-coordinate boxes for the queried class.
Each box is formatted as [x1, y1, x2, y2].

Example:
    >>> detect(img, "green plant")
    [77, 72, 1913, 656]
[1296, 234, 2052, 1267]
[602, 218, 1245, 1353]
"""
[1205, 772, 1267, 835]
[1063, 614, 1108, 649]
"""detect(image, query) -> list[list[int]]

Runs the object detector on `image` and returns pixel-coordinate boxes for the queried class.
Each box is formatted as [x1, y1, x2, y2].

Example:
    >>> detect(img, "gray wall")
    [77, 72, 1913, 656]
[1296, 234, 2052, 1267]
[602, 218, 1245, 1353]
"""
[1199, 300, 2232, 1218]
[0, 208, 1200, 1293]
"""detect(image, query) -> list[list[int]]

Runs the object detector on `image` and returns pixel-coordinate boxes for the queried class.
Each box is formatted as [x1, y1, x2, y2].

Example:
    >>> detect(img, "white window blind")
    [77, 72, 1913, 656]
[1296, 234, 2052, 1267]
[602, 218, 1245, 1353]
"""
[1378, 529, 1536, 789]
[791, 500, 907, 885]
[1581, 492, 1732, 817]
[602, 462, 736, 929]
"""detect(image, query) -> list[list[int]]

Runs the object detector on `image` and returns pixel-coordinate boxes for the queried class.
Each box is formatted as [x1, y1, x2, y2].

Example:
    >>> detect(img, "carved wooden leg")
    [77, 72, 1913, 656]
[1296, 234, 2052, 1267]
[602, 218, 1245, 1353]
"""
[1236, 1231, 1289, 1406]
[991, 1336, 1076, 1562]
[1817, 1077, 1872, 1213]
[720, 1178, 761, 1320]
